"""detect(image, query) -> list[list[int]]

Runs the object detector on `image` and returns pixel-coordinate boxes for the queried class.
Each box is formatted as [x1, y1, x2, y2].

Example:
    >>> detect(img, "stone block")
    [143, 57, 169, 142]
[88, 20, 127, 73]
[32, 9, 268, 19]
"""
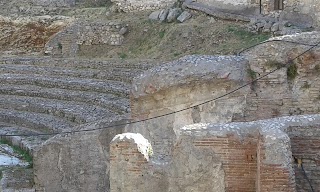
[166, 8, 182, 23]
[177, 11, 192, 23]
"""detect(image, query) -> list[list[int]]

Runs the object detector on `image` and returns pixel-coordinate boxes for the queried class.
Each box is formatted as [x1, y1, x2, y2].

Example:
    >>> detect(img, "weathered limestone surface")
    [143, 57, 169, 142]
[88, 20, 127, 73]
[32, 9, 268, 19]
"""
[130, 55, 250, 161]
[111, 114, 320, 192]
[33, 118, 128, 192]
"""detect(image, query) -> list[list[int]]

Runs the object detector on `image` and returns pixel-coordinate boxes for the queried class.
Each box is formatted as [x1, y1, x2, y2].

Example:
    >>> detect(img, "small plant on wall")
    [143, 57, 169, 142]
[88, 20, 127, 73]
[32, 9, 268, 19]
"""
[287, 63, 298, 81]
[57, 42, 63, 50]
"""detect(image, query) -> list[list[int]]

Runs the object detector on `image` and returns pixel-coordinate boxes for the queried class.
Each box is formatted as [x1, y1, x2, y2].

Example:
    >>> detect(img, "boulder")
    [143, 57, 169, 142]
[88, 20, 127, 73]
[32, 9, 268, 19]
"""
[149, 10, 161, 21]
[166, 8, 182, 23]
[119, 27, 128, 35]
[262, 21, 273, 33]
[271, 22, 280, 32]
[159, 9, 169, 22]
[177, 11, 192, 23]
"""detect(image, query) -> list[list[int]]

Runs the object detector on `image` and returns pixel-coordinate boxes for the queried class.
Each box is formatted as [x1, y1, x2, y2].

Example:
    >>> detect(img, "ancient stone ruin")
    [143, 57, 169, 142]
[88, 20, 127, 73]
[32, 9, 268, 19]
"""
[0, 0, 320, 191]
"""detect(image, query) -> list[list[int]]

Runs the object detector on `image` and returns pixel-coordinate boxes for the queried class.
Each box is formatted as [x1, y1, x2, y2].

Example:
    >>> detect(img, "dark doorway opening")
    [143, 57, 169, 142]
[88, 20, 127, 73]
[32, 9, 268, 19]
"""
[274, 0, 284, 10]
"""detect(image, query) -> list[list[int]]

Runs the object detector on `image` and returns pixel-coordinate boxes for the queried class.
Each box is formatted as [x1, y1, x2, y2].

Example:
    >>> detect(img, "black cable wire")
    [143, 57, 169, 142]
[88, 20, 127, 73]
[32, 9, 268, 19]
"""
[1, 39, 320, 137]
[237, 39, 319, 55]
[301, 163, 315, 192]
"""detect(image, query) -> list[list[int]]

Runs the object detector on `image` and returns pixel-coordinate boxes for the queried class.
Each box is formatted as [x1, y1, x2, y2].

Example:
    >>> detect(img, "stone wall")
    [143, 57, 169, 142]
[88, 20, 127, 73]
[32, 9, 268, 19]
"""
[282, 0, 320, 27]
[111, 115, 320, 192]
[31, 0, 76, 7]
[129, 55, 250, 161]
[287, 125, 320, 191]
[242, 32, 320, 121]
[33, 118, 128, 192]
[111, 0, 175, 12]
[44, 21, 127, 57]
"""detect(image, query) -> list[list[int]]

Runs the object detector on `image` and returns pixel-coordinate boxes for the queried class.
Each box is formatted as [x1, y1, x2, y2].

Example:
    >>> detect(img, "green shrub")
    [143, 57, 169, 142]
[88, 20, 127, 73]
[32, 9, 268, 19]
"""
[287, 64, 298, 80]
[0, 139, 33, 168]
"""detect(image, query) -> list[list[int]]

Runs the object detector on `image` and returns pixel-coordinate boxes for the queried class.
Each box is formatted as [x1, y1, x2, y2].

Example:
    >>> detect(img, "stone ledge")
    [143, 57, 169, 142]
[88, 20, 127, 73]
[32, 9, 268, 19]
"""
[132, 55, 249, 98]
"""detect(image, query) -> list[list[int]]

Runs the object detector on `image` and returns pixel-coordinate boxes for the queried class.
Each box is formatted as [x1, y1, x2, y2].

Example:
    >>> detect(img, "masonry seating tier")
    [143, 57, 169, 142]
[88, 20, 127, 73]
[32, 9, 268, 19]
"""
[0, 64, 144, 83]
[0, 57, 157, 70]
[0, 123, 50, 153]
[0, 95, 118, 124]
[0, 74, 130, 97]
[0, 84, 130, 114]
[0, 109, 75, 133]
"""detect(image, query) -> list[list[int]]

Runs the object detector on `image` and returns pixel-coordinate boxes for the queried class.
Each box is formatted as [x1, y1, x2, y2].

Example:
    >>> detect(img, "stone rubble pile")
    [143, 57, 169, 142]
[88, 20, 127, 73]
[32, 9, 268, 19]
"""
[149, 8, 192, 23]
[247, 17, 305, 36]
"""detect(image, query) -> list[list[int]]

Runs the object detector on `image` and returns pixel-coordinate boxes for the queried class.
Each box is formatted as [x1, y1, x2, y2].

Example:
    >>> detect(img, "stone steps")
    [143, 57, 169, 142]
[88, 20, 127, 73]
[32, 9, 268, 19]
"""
[0, 64, 143, 83]
[0, 95, 116, 124]
[0, 109, 75, 133]
[0, 57, 158, 70]
[0, 73, 130, 97]
[0, 84, 130, 114]
[0, 57, 155, 192]
[0, 124, 49, 153]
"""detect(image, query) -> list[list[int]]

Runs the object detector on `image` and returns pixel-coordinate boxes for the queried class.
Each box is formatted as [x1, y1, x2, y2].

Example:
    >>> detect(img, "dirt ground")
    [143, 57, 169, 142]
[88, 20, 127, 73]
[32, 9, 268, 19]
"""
[76, 10, 271, 61]
[0, 7, 270, 60]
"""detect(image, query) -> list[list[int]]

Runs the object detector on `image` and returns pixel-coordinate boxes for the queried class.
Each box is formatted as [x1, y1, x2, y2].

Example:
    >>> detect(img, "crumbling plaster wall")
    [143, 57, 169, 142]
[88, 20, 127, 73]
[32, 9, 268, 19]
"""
[110, 115, 320, 192]
[129, 55, 250, 161]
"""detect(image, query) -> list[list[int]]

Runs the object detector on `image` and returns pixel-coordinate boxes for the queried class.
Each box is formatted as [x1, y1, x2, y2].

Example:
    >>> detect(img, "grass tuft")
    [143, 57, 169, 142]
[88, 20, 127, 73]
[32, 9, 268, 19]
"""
[0, 139, 33, 168]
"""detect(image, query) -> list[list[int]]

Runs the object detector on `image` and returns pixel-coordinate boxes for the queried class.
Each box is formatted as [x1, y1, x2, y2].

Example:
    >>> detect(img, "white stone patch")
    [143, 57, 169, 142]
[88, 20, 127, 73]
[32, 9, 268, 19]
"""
[112, 133, 153, 161]
[215, 0, 249, 6]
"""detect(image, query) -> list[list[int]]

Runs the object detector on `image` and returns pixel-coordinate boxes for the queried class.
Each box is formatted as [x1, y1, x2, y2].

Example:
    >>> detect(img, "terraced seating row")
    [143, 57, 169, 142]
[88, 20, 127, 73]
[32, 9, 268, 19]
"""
[0, 57, 158, 153]
[0, 64, 143, 83]
[0, 74, 130, 97]
[0, 84, 129, 114]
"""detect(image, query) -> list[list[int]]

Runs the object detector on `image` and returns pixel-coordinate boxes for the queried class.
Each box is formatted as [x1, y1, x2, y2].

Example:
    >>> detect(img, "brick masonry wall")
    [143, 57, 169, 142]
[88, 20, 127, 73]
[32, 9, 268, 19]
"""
[257, 135, 296, 192]
[110, 134, 157, 192]
[287, 125, 320, 192]
[110, 141, 150, 191]
[242, 34, 320, 122]
[111, 115, 316, 192]
[193, 134, 258, 191]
